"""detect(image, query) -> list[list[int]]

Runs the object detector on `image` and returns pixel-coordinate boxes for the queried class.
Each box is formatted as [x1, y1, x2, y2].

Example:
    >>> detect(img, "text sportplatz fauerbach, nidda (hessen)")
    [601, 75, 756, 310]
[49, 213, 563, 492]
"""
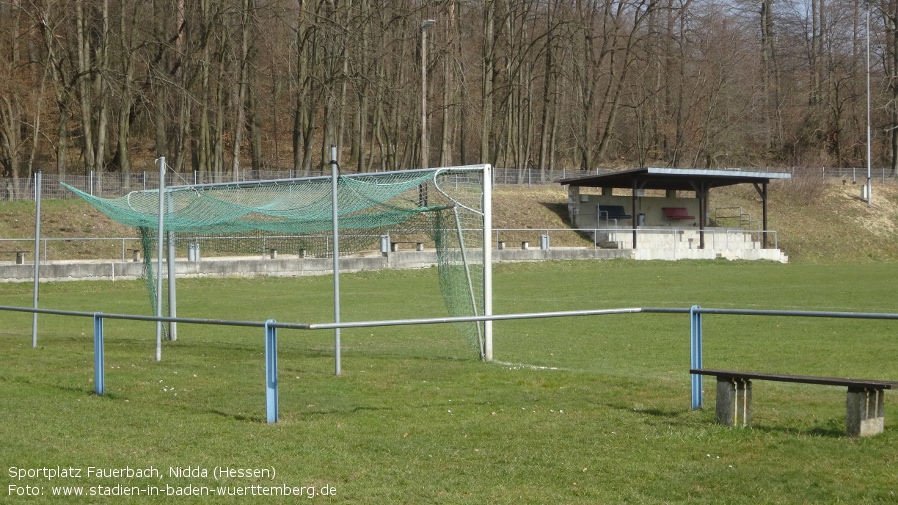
[7, 466, 337, 499]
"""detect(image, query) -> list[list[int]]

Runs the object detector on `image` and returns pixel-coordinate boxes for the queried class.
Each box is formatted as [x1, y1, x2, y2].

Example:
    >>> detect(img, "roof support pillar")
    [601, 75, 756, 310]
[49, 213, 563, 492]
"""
[690, 181, 708, 249]
[753, 182, 769, 248]
[698, 185, 705, 249]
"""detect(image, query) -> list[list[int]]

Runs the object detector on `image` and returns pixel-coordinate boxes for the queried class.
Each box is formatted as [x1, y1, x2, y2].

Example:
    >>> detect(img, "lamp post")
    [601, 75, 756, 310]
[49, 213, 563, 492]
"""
[421, 19, 436, 169]
[866, 0, 872, 206]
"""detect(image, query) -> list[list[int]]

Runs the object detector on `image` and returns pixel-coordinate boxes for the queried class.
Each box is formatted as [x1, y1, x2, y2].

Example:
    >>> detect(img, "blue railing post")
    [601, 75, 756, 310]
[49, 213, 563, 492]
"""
[690, 305, 702, 410]
[264, 320, 278, 423]
[93, 313, 104, 395]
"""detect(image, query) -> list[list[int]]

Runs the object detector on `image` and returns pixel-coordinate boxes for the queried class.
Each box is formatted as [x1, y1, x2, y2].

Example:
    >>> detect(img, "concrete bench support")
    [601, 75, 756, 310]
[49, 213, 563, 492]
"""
[715, 377, 751, 428]
[847, 387, 885, 437]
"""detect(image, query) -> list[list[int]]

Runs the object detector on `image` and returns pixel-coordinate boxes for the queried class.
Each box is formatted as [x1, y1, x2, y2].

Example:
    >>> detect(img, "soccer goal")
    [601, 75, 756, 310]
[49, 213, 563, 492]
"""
[63, 164, 494, 361]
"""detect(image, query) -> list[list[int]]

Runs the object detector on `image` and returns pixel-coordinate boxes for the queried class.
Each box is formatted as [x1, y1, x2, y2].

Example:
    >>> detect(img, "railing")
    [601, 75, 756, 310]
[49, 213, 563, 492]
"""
[0, 237, 142, 263]
[712, 207, 751, 228]
[685, 306, 898, 410]
[491, 227, 779, 251]
[0, 227, 781, 264]
[2, 168, 596, 202]
[2, 303, 894, 423]
[3, 165, 867, 202]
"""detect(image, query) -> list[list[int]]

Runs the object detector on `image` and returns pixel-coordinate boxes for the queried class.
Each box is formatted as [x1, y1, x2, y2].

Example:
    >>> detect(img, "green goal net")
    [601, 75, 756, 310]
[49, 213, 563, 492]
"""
[63, 166, 491, 357]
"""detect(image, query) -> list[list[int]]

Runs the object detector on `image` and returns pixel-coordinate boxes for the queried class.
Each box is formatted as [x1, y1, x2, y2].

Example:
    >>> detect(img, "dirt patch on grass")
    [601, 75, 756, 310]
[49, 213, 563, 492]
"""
[832, 184, 898, 237]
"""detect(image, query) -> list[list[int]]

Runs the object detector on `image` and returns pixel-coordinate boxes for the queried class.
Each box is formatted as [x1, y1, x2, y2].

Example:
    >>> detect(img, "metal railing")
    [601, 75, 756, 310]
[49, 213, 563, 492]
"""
[491, 227, 779, 251]
[2, 303, 894, 423]
[0, 226, 783, 264]
[0, 227, 782, 264]
[685, 306, 898, 410]
[2, 168, 593, 202]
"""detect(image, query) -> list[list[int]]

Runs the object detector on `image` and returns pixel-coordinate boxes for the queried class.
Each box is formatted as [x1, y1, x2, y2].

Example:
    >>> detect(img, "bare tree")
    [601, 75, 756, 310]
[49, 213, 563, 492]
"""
[761, 0, 784, 153]
[883, 0, 898, 175]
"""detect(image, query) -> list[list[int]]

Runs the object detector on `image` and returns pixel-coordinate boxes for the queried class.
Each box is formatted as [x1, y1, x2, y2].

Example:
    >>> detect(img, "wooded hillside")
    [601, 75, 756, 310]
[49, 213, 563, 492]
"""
[1, 1, 897, 198]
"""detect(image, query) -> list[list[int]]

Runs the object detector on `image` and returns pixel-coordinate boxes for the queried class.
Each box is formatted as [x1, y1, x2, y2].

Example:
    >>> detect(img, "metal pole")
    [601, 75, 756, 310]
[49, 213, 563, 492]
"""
[94, 313, 105, 395]
[331, 145, 341, 376]
[167, 193, 177, 341]
[867, 1, 873, 205]
[690, 305, 703, 410]
[265, 320, 278, 423]
[421, 19, 435, 169]
[31, 169, 42, 348]
[155, 156, 165, 361]
[451, 206, 483, 357]
[483, 164, 493, 361]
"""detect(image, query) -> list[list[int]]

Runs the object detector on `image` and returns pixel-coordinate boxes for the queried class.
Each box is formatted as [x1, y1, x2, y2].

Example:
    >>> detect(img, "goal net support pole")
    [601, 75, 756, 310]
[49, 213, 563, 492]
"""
[483, 164, 493, 361]
[330, 145, 342, 376]
[155, 156, 165, 362]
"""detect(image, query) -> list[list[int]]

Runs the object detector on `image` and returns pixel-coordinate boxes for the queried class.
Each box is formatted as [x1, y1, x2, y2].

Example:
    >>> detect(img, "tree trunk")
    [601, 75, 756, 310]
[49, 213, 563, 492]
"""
[230, 0, 251, 180]
[888, 6, 898, 175]
[0, 96, 22, 198]
[481, 1, 495, 166]
[76, 0, 96, 175]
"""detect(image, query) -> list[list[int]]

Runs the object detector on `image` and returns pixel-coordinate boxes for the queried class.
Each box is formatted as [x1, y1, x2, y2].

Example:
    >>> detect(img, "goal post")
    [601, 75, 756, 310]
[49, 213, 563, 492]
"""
[63, 164, 494, 361]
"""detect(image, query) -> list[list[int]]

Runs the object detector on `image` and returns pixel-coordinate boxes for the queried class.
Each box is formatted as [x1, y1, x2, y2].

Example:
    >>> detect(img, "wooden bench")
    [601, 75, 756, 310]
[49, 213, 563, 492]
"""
[691, 369, 897, 437]
[0, 250, 30, 265]
[662, 207, 695, 220]
[597, 205, 632, 221]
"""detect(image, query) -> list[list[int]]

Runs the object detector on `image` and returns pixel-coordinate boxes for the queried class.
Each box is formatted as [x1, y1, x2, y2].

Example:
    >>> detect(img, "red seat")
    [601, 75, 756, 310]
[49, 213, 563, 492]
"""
[662, 207, 695, 220]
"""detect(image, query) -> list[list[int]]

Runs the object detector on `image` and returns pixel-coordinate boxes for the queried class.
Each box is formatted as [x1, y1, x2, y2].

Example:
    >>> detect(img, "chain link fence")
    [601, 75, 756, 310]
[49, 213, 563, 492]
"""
[1, 166, 892, 202]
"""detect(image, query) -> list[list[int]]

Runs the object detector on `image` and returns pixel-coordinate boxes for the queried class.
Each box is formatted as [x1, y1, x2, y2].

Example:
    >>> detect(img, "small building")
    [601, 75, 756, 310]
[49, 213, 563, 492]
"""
[559, 168, 791, 262]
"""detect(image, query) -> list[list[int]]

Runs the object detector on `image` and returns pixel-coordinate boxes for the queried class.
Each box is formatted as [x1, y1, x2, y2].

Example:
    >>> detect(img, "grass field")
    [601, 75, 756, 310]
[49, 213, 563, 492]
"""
[2, 260, 898, 503]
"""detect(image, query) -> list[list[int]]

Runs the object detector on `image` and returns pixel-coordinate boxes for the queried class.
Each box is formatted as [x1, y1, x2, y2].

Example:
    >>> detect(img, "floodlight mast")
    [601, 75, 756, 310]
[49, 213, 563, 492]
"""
[866, 0, 873, 206]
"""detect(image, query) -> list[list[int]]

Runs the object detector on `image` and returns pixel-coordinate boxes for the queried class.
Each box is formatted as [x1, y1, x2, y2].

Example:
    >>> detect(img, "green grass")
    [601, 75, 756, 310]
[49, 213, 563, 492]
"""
[2, 260, 898, 503]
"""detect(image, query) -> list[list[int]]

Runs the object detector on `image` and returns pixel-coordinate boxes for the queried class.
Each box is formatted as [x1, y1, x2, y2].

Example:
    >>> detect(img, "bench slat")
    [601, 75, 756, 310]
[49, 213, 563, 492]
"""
[690, 368, 896, 389]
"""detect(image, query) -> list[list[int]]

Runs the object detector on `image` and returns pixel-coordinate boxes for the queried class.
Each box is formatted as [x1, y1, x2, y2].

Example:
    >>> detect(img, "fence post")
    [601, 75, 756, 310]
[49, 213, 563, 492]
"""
[690, 305, 702, 410]
[265, 320, 278, 423]
[93, 312, 105, 395]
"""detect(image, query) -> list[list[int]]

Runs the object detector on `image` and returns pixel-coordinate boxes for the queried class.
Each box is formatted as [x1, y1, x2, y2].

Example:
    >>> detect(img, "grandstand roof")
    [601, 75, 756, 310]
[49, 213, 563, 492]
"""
[557, 167, 791, 191]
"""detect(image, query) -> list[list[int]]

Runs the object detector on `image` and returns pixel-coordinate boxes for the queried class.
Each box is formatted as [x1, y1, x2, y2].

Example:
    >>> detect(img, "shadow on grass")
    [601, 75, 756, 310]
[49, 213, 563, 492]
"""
[539, 201, 572, 225]
[210, 410, 262, 423]
[538, 200, 602, 244]
[600, 401, 696, 428]
[747, 421, 845, 438]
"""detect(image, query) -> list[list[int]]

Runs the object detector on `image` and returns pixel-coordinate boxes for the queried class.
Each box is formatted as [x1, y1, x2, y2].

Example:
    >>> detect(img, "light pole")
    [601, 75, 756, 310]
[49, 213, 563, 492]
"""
[421, 19, 435, 169]
[866, 0, 873, 206]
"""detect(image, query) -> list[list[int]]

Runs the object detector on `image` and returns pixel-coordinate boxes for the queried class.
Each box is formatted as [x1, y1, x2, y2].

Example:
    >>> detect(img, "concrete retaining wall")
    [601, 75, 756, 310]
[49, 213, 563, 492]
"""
[0, 243, 786, 283]
[0, 248, 629, 283]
